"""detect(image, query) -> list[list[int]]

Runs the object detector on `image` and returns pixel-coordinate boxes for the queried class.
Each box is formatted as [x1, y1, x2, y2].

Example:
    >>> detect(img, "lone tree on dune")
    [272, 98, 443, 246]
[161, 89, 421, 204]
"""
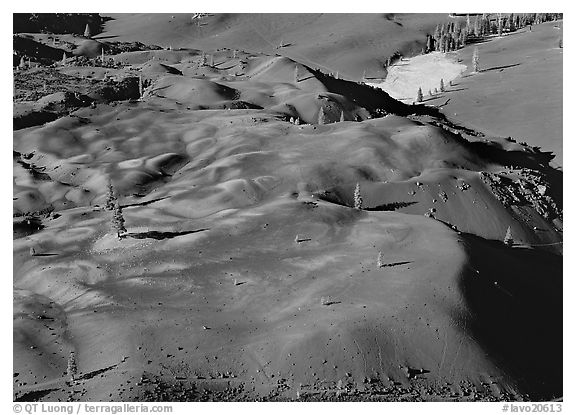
[472, 47, 480, 73]
[105, 180, 117, 211]
[318, 106, 326, 125]
[112, 202, 127, 239]
[67, 351, 78, 381]
[353, 182, 363, 210]
[84, 23, 92, 38]
[138, 74, 144, 99]
[504, 226, 514, 246]
[416, 87, 423, 102]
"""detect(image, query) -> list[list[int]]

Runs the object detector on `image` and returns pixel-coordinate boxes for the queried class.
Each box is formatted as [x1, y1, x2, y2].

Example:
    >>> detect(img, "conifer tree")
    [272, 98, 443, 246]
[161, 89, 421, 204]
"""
[62, 52, 67, 66]
[504, 226, 514, 246]
[440, 78, 445, 92]
[84, 23, 92, 38]
[138, 74, 144, 99]
[67, 351, 78, 381]
[105, 180, 117, 211]
[416, 87, 423, 102]
[353, 182, 363, 209]
[317, 106, 326, 125]
[426, 34, 434, 53]
[472, 47, 480, 73]
[19, 56, 25, 69]
[112, 202, 127, 239]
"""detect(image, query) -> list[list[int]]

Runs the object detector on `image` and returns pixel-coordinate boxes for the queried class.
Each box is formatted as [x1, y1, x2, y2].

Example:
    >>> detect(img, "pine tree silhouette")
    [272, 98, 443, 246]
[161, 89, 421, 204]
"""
[112, 202, 127, 239]
[472, 47, 480, 73]
[353, 183, 363, 209]
[440, 78, 445, 92]
[84, 23, 92, 38]
[105, 180, 117, 211]
[138, 74, 144, 99]
[318, 107, 326, 125]
[504, 226, 514, 246]
[67, 351, 78, 381]
[416, 87, 423, 102]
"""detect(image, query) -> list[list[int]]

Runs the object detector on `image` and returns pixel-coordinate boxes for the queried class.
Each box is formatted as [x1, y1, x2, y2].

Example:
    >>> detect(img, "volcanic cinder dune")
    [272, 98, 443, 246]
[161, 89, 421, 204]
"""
[13, 13, 562, 402]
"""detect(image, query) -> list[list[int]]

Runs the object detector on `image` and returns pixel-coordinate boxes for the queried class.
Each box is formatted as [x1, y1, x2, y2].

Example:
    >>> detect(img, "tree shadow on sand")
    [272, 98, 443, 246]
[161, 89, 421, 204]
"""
[480, 63, 522, 73]
[126, 228, 209, 241]
[365, 201, 419, 211]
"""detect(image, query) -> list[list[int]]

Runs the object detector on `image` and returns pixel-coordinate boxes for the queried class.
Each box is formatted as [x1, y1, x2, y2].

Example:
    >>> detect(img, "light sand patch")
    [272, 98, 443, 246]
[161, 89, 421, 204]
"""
[368, 52, 466, 103]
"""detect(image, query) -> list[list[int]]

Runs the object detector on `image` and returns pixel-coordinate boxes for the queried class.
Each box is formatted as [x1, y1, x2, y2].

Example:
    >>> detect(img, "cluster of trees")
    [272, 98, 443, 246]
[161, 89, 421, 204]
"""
[425, 13, 563, 54]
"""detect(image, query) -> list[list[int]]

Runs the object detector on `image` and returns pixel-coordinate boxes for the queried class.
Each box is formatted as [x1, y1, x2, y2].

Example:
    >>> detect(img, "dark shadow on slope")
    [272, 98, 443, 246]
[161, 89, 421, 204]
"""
[458, 232, 562, 399]
[127, 228, 209, 240]
[14, 388, 59, 402]
[13, 217, 44, 239]
[13, 110, 59, 130]
[308, 66, 445, 118]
